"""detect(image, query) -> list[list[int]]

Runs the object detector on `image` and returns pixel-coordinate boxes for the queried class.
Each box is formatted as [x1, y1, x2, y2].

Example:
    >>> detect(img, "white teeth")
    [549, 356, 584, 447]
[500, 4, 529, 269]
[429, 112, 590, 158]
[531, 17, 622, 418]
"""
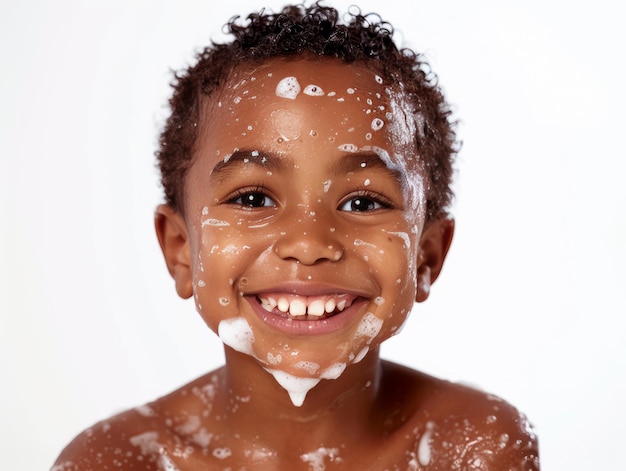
[324, 299, 336, 313]
[307, 299, 326, 317]
[289, 299, 307, 317]
[277, 297, 290, 313]
[260, 297, 274, 312]
[259, 294, 356, 318]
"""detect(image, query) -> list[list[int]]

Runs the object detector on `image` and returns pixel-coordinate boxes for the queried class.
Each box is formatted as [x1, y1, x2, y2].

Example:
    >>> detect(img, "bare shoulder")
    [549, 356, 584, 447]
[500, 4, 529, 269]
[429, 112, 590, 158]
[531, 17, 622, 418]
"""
[51, 373, 222, 471]
[381, 361, 540, 470]
[51, 405, 173, 471]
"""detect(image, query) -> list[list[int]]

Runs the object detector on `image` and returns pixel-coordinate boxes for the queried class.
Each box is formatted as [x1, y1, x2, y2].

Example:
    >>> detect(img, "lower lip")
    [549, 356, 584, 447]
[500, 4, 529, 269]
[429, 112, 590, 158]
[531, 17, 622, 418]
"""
[246, 296, 364, 335]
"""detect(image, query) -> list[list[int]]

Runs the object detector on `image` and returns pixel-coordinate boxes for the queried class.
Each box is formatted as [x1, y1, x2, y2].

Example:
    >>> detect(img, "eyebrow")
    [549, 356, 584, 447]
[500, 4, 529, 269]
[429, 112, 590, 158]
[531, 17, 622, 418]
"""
[209, 148, 401, 183]
[210, 149, 288, 183]
[331, 152, 401, 180]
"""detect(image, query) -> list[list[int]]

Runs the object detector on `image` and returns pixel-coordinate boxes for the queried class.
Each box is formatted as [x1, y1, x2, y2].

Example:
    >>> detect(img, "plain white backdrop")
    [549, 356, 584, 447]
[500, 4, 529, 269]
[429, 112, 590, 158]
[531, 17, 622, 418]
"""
[1, 1, 624, 469]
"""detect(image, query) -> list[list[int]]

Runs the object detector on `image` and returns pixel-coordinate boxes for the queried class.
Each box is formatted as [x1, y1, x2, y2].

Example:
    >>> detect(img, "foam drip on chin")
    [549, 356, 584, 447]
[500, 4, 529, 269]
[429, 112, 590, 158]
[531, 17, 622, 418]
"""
[218, 317, 341, 407]
[264, 368, 321, 407]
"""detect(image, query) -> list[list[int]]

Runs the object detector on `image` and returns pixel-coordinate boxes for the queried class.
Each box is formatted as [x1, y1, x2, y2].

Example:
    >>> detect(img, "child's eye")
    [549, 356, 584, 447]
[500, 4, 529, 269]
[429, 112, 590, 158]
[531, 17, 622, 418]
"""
[228, 188, 276, 208]
[338, 192, 392, 212]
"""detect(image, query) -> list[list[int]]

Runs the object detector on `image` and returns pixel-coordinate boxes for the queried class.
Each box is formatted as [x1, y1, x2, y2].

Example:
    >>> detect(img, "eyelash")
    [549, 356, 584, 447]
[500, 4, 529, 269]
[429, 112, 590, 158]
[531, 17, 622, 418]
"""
[225, 186, 393, 211]
[225, 185, 276, 208]
[338, 189, 394, 212]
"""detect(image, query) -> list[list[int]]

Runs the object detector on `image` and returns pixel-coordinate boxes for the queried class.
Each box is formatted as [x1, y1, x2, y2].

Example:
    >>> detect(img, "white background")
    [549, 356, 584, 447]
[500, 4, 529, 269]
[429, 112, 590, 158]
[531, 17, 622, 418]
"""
[1, 1, 624, 469]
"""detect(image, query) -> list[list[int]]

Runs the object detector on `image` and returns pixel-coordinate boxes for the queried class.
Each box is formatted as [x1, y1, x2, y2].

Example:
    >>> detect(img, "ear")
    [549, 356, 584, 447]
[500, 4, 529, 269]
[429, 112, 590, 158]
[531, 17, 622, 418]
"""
[154, 204, 193, 299]
[415, 218, 455, 303]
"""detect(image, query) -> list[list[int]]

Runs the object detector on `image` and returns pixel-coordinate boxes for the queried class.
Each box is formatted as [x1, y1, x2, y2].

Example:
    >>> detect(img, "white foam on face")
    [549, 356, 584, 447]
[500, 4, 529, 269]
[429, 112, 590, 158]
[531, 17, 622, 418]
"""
[387, 229, 419, 285]
[175, 415, 201, 435]
[353, 346, 369, 363]
[275, 76, 301, 99]
[218, 317, 255, 356]
[353, 239, 377, 249]
[129, 431, 160, 455]
[295, 360, 320, 374]
[192, 428, 213, 448]
[337, 143, 358, 153]
[418, 421, 436, 466]
[264, 368, 321, 407]
[135, 404, 156, 417]
[212, 447, 232, 460]
[371, 117, 385, 131]
[201, 218, 230, 227]
[363, 145, 425, 220]
[267, 352, 282, 364]
[355, 312, 383, 344]
[301, 447, 341, 471]
[303, 84, 325, 96]
[160, 454, 181, 471]
[320, 362, 346, 379]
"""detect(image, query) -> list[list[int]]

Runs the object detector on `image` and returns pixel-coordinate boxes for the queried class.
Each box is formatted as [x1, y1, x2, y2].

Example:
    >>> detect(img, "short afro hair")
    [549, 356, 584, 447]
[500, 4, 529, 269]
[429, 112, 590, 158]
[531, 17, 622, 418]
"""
[156, 2, 458, 221]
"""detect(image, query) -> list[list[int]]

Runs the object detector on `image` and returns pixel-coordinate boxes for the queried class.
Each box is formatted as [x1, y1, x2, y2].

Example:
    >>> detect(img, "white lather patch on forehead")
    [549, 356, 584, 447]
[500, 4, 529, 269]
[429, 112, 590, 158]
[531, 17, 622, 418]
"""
[275, 76, 301, 99]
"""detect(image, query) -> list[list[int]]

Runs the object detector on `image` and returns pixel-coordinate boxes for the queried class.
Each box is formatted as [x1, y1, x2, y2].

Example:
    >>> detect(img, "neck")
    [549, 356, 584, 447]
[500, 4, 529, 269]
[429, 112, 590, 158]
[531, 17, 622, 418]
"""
[214, 346, 383, 449]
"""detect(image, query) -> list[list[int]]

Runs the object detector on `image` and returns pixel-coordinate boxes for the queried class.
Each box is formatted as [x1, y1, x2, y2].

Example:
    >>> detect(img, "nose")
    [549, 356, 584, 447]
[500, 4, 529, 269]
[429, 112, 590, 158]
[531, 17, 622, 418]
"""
[273, 223, 345, 265]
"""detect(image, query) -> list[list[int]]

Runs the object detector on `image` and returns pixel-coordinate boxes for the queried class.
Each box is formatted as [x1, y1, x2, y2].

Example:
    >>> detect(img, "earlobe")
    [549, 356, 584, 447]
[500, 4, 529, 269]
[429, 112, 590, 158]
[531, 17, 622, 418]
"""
[415, 218, 455, 303]
[154, 204, 193, 299]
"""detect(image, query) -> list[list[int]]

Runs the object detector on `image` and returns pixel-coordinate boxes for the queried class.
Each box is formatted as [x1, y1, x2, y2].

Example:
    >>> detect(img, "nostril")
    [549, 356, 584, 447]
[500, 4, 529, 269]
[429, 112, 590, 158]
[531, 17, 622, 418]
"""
[273, 231, 345, 265]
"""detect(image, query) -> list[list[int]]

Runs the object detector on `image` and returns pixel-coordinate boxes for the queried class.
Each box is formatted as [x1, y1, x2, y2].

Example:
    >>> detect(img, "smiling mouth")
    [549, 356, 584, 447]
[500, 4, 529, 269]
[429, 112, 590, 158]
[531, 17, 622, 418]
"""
[256, 293, 357, 320]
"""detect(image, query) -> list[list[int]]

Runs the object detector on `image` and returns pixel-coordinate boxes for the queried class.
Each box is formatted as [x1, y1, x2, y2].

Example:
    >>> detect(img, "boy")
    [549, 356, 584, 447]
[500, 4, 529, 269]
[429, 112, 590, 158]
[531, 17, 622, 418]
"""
[54, 3, 539, 470]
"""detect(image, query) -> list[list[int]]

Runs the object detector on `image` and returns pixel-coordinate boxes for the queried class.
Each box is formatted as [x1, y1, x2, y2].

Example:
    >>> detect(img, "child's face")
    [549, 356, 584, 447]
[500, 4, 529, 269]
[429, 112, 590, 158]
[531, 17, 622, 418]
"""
[181, 57, 428, 399]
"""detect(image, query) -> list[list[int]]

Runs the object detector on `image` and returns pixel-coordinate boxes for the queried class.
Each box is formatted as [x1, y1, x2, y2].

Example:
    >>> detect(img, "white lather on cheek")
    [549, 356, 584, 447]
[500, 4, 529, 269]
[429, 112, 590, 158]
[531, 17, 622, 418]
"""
[386, 229, 419, 284]
[355, 312, 383, 344]
[202, 218, 230, 228]
[218, 317, 255, 356]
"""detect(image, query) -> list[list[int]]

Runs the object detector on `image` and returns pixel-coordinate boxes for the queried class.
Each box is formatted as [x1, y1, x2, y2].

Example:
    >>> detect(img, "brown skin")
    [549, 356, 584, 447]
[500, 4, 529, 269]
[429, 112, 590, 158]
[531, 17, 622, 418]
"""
[54, 59, 538, 470]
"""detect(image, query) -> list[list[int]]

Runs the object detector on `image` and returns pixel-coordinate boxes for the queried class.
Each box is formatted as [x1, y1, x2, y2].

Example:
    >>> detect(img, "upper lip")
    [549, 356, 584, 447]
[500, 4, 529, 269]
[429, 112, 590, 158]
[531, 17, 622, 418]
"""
[242, 281, 374, 298]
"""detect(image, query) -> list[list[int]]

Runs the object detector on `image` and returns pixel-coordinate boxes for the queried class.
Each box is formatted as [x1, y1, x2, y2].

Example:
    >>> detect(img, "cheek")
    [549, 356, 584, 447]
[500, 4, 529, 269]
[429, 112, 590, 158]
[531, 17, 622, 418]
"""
[188, 224, 248, 322]
[353, 228, 419, 329]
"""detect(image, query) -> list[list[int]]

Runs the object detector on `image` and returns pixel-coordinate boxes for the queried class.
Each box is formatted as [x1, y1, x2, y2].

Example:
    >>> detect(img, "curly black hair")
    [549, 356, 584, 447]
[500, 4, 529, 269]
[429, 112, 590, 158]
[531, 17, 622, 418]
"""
[157, 2, 458, 221]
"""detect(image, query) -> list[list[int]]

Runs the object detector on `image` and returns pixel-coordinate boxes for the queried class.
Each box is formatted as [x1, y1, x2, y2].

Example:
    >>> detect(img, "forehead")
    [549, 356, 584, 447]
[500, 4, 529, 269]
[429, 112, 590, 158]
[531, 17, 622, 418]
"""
[198, 57, 415, 152]
[221, 57, 389, 111]
[189, 57, 425, 216]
